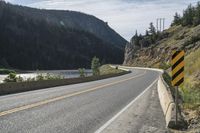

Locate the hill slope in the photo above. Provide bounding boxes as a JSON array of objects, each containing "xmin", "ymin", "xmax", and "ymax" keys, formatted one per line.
[
  {"xmin": 124, "ymin": 25, "xmax": 200, "ymax": 68},
  {"xmin": 0, "ymin": 1, "xmax": 127, "ymax": 70},
  {"xmin": 123, "ymin": 23, "xmax": 200, "ymax": 131}
]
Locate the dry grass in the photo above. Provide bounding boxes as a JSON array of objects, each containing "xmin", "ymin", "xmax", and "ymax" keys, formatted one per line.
[
  {"xmin": 99, "ymin": 65, "xmax": 124, "ymax": 75},
  {"xmin": 181, "ymin": 48, "xmax": 200, "ymax": 110}
]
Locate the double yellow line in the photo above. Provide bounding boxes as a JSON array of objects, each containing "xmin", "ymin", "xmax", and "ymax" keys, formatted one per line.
[{"xmin": 0, "ymin": 71, "xmax": 146, "ymax": 117}]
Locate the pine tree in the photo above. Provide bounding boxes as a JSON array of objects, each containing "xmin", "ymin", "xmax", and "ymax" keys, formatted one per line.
[
  {"xmin": 172, "ymin": 12, "xmax": 181, "ymax": 25},
  {"xmin": 149, "ymin": 22, "xmax": 156, "ymax": 35},
  {"xmin": 145, "ymin": 30, "xmax": 149, "ymax": 36},
  {"xmin": 148, "ymin": 22, "xmax": 157, "ymax": 43},
  {"xmin": 182, "ymin": 4, "xmax": 195, "ymax": 26},
  {"xmin": 193, "ymin": 2, "xmax": 200, "ymax": 26},
  {"xmin": 131, "ymin": 30, "xmax": 140, "ymax": 47}
]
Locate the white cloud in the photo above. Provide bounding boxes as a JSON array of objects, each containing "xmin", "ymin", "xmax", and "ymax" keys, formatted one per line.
[{"xmin": 4, "ymin": 0, "xmax": 200, "ymax": 40}]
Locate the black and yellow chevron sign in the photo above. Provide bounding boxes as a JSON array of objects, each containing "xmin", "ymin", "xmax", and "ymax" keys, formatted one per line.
[{"xmin": 171, "ymin": 50, "xmax": 184, "ymax": 86}]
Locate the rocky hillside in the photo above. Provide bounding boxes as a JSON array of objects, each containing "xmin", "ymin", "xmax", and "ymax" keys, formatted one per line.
[
  {"xmin": 124, "ymin": 23, "xmax": 200, "ymax": 132},
  {"xmin": 0, "ymin": 1, "xmax": 127, "ymax": 70},
  {"xmin": 124, "ymin": 25, "xmax": 200, "ymax": 68},
  {"xmin": 124, "ymin": 3, "xmax": 200, "ymax": 130}
]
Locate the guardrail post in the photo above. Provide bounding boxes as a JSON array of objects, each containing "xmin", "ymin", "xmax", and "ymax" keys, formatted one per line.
[{"xmin": 175, "ymin": 86, "xmax": 178, "ymax": 125}]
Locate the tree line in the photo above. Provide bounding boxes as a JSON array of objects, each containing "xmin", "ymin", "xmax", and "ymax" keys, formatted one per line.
[
  {"xmin": 130, "ymin": 2, "xmax": 200, "ymax": 49},
  {"xmin": 130, "ymin": 22, "xmax": 167, "ymax": 49},
  {"xmin": 172, "ymin": 2, "xmax": 200, "ymax": 26}
]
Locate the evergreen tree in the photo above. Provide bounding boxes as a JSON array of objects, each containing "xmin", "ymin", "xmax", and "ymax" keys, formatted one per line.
[
  {"xmin": 149, "ymin": 22, "xmax": 156, "ymax": 35},
  {"xmin": 131, "ymin": 30, "xmax": 140, "ymax": 47},
  {"xmin": 182, "ymin": 4, "xmax": 195, "ymax": 26},
  {"xmin": 193, "ymin": 2, "xmax": 200, "ymax": 26},
  {"xmin": 148, "ymin": 22, "xmax": 157, "ymax": 43},
  {"xmin": 145, "ymin": 30, "xmax": 149, "ymax": 36},
  {"xmin": 172, "ymin": 12, "xmax": 181, "ymax": 25}
]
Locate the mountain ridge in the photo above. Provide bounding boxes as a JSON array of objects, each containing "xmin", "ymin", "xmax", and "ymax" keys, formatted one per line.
[
  {"xmin": 3, "ymin": 1, "xmax": 127, "ymax": 49},
  {"xmin": 0, "ymin": 1, "xmax": 127, "ymax": 70}
]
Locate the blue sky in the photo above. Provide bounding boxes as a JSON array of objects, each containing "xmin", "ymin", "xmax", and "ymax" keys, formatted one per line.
[{"xmin": 5, "ymin": 0, "xmax": 199, "ymax": 40}]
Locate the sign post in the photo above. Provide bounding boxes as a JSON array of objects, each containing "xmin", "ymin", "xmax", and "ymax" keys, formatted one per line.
[{"xmin": 171, "ymin": 50, "xmax": 184, "ymax": 125}]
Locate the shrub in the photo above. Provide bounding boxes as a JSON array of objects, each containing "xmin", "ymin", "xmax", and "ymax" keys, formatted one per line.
[
  {"xmin": 36, "ymin": 74, "xmax": 45, "ymax": 81},
  {"xmin": 26, "ymin": 77, "xmax": 36, "ymax": 82},
  {"xmin": 91, "ymin": 57, "xmax": 100, "ymax": 76},
  {"xmin": 36, "ymin": 73, "xmax": 63, "ymax": 81},
  {"xmin": 45, "ymin": 73, "xmax": 64, "ymax": 80},
  {"xmin": 180, "ymin": 87, "xmax": 200, "ymax": 109},
  {"xmin": 159, "ymin": 62, "xmax": 170, "ymax": 70},
  {"xmin": 3, "ymin": 72, "xmax": 23, "ymax": 82},
  {"xmin": 78, "ymin": 68, "xmax": 85, "ymax": 77}
]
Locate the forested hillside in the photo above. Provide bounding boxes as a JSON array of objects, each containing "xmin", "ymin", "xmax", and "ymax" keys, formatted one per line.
[{"xmin": 0, "ymin": 1, "xmax": 127, "ymax": 70}]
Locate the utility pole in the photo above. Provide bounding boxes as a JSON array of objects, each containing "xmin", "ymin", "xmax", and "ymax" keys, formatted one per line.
[
  {"xmin": 163, "ymin": 18, "xmax": 165, "ymax": 31},
  {"xmin": 156, "ymin": 18, "xmax": 159, "ymax": 32},
  {"xmin": 160, "ymin": 18, "xmax": 162, "ymax": 31},
  {"xmin": 175, "ymin": 86, "xmax": 178, "ymax": 125},
  {"xmin": 156, "ymin": 18, "xmax": 165, "ymax": 32}
]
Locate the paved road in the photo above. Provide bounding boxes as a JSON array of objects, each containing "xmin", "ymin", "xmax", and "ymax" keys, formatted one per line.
[{"xmin": 0, "ymin": 68, "xmax": 165, "ymax": 133}]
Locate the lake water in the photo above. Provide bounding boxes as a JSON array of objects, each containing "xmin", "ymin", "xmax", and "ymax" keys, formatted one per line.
[{"xmin": 0, "ymin": 70, "xmax": 92, "ymax": 83}]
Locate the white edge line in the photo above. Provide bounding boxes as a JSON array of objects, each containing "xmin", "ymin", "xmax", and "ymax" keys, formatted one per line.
[
  {"xmin": 95, "ymin": 78, "xmax": 158, "ymax": 133},
  {"xmin": 119, "ymin": 66, "xmax": 164, "ymax": 73}
]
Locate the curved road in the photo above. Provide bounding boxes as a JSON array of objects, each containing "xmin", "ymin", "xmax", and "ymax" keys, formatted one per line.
[{"xmin": 0, "ymin": 67, "xmax": 164, "ymax": 133}]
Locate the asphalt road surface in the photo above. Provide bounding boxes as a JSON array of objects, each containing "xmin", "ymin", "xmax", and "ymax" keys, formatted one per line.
[{"xmin": 0, "ymin": 68, "xmax": 165, "ymax": 133}]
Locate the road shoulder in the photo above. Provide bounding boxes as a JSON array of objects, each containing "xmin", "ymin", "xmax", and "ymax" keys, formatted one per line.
[{"xmin": 100, "ymin": 83, "xmax": 169, "ymax": 133}]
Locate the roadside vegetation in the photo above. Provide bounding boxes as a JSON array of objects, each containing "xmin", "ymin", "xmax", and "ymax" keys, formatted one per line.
[
  {"xmin": 3, "ymin": 72, "xmax": 23, "ymax": 83},
  {"xmin": 78, "ymin": 68, "xmax": 86, "ymax": 77},
  {"xmin": 161, "ymin": 41, "xmax": 200, "ymax": 130},
  {"xmin": 142, "ymin": 2, "xmax": 200, "ymax": 130},
  {"xmin": 172, "ymin": 2, "xmax": 200, "ymax": 27},
  {"xmin": 3, "ymin": 72, "xmax": 64, "ymax": 83},
  {"xmin": 181, "ymin": 48, "xmax": 200, "ymax": 111},
  {"xmin": 91, "ymin": 56, "xmax": 101, "ymax": 76},
  {"xmin": 0, "ymin": 68, "xmax": 15, "ymax": 74},
  {"xmin": 171, "ymin": 3, "xmax": 200, "ymax": 130},
  {"xmin": 99, "ymin": 65, "xmax": 124, "ymax": 75},
  {"xmin": 2, "ymin": 57, "xmax": 125, "ymax": 83},
  {"xmin": 34, "ymin": 73, "xmax": 64, "ymax": 81},
  {"xmin": 91, "ymin": 56, "xmax": 125, "ymax": 76}
]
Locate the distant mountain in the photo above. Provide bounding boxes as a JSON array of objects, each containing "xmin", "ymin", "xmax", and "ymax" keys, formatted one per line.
[{"xmin": 0, "ymin": 1, "xmax": 127, "ymax": 70}]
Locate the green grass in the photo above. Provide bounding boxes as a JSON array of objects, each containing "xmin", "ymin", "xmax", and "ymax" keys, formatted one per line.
[
  {"xmin": 181, "ymin": 48, "xmax": 200, "ymax": 110},
  {"xmin": 162, "ymin": 48, "xmax": 200, "ymax": 110},
  {"xmin": 99, "ymin": 65, "xmax": 124, "ymax": 75}
]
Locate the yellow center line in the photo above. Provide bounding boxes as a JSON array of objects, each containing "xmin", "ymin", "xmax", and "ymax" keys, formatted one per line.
[{"xmin": 0, "ymin": 71, "xmax": 146, "ymax": 117}]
